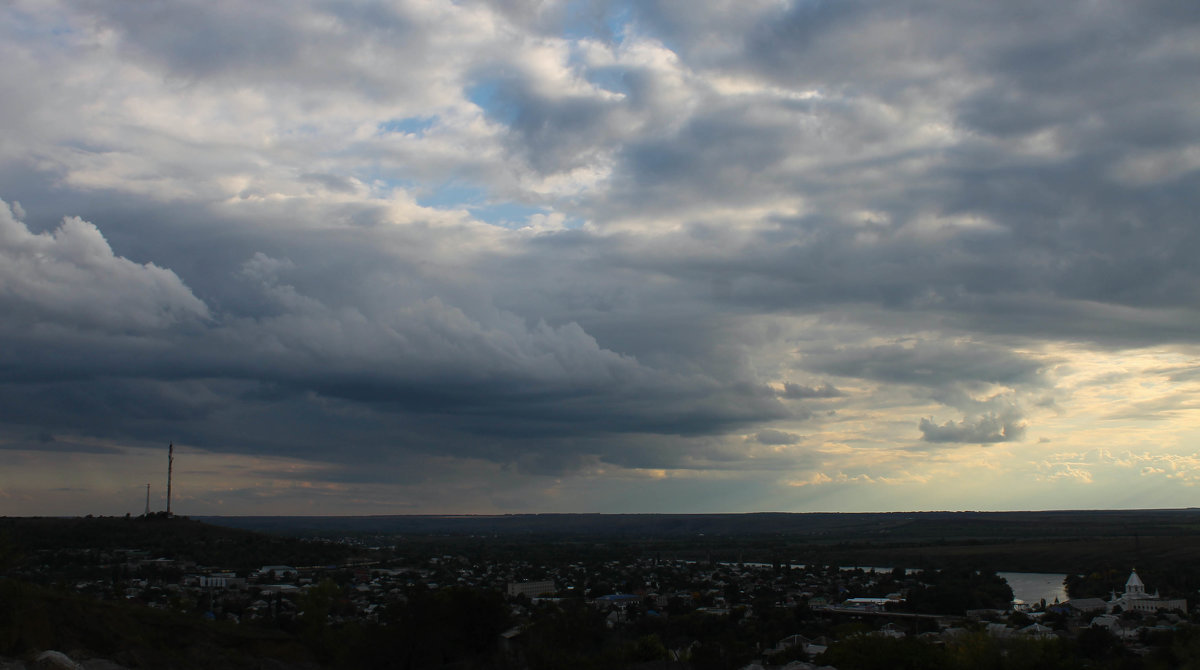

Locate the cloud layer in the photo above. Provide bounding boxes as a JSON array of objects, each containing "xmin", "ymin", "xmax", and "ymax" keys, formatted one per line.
[{"xmin": 2, "ymin": 0, "xmax": 1199, "ymax": 514}]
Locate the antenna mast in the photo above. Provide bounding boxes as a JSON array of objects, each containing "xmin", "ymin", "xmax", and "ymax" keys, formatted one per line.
[
  {"xmin": 144, "ymin": 484, "xmax": 151, "ymax": 517},
  {"xmin": 167, "ymin": 442, "xmax": 173, "ymax": 516}
]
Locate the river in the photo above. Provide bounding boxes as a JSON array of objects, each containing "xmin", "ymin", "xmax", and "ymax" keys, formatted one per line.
[
  {"xmin": 999, "ymin": 571, "xmax": 1068, "ymax": 606},
  {"xmin": 836, "ymin": 566, "xmax": 1070, "ymax": 606}
]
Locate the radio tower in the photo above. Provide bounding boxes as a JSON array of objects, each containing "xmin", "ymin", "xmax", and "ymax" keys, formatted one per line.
[
  {"xmin": 144, "ymin": 484, "xmax": 151, "ymax": 517},
  {"xmin": 167, "ymin": 442, "xmax": 174, "ymax": 516}
]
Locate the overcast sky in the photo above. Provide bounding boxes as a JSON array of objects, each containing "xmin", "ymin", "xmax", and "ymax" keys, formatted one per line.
[{"xmin": 3, "ymin": 0, "xmax": 1200, "ymax": 516}]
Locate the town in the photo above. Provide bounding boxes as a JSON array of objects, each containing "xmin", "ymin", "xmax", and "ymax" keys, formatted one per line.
[{"xmin": 3, "ymin": 515, "xmax": 1200, "ymax": 668}]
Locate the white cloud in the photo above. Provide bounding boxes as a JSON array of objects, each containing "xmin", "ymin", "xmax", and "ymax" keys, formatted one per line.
[{"xmin": 0, "ymin": 198, "xmax": 208, "ymax": 332}]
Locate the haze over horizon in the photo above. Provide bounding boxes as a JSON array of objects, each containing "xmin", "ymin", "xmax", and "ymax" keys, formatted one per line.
[{"xmin": 2, "ymin": 1, "xmax": 1199, "ymax": 517}]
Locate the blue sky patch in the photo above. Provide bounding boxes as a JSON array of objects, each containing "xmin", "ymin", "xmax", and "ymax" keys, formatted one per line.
[
  {"xmin": 415, "ymin": 182, "xmax": 553, "ymax": 228},
  {"xmin": 467, "ymin": 80, "xmax": 521, "ymax": 126},
  {"xmin": 378, "ymin": 116, "xmax": 438, "ymax": 137}
]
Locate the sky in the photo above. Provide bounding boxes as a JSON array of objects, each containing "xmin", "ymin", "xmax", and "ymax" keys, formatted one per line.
[{"xmin": 2, "ymin": 0, "xmax": 1200, "ymax": 516}]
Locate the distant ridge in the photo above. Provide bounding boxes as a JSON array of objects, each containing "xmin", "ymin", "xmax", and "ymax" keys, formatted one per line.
[{"xmin": 197, "ymin": 508, "xmax": 1200, "ymax": 538}]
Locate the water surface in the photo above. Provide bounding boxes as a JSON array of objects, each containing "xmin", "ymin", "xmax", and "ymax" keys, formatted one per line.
[{"xmin": 1000, "ymin": 571, "xmax": 1068, "ymax": 606}]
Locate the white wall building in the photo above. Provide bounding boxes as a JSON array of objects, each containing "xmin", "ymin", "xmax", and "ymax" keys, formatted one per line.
[
  {"xmin": 1108, "ymin": 569, "xmax": 1187, "ymax": 614},
  {"xmin": 199, "ymin": 572, "xmax": 245, "ymax": 588}
]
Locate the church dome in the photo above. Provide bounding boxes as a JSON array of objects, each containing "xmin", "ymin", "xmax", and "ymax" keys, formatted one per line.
[{"xmin": 1125, "ymin": 569, "xmax": 1145, "ymax": 596}]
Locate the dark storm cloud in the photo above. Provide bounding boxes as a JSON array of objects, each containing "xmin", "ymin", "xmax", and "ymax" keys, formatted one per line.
[
  {"xmin": 471, "ymin": 70, "xmax": 621, "ymax": 175},
  {"xmin": 300, "ymin": 173, "xmax": 360, "ymax": 194},
  {"xmin": 780, "ymin": 383, "xmax": 843, "ymax": 400},
  {"xmin": 918, "ymin": 410, "xmax": 1026, "ymax": 445},
  {"xmin": 0, "ymin": 431, "xmax": 125, "ymax": 455},
  {"xmin": 583, "ymin": 0, "xmax": 1200, "ymax": 349},
  {"xmin": 803, "ymin": 341, "xmax": 1045, "ymax": 389},
  {"xmin": 588, "ymin": 204, "xmax": 1200, "ymax": 349},
  {"xmin": 0, "ymin": 196, "xmax": 787, "ymax": 471},
  {"xmin": 754, "ymin": 429, "xmax": 801, "ymax": 446}
]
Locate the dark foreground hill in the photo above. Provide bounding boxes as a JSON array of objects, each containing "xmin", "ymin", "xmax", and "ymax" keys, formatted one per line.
[
  {"xmin": 0, "ymin": 580, "xmax": 318, "ymax": 669},
  {"xmin": 199, "ymin": 508, "xmax": 1200, "ymax": 538},
  {"xmin": 0, "ymin": 515, "xmax": 355, "ymax": 571}
]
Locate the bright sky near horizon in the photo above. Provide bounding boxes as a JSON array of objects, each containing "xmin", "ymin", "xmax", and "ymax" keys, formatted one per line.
[{"xmin": 2, "ymin": 1, "xmax": 1200, "ymax": 516}]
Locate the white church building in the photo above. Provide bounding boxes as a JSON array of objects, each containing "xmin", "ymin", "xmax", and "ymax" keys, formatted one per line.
[{"xmin": 1108, "ymin": 569, "xmax": 1187, "ymax": 614}]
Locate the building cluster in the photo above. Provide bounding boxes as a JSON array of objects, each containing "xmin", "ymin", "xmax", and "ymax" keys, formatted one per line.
[
  {"xmin": 1106, "ymin": 569, "xmax": 1188, "ymax": 614},
  {"xmin": 14, "ymin": 541, "xmax": 1197, "ymax": 668}
]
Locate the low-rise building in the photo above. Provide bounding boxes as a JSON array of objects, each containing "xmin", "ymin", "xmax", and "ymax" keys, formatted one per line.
[{"xmin": 1108, "ymin": 570, "xmax": 1187, "ymax": 614}]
